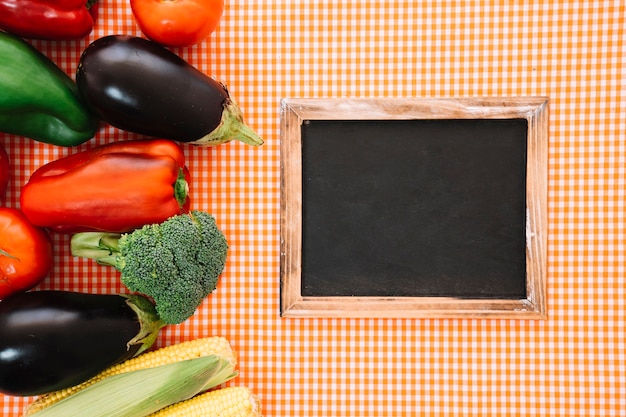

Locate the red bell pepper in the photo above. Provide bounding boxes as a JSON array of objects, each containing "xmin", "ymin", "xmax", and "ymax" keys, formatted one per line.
[
  {"xmin": 0, "ymin": 0, "xmax": 96, "ymax": 40},
  {"xmin": 0, "ymin": 207, "xmax": 53, "ymax": 299},
  {"xmin": 20, "ymin": 139, "xmax": 191, "ymax": 233}
]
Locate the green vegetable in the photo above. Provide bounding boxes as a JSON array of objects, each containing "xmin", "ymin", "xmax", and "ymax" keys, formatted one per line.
[
  {"xmin": 71, "ymin": 211, "xmax": 228, "ymax": 324},
  {"xmin": 0, "ymin": 31, "xmax": 98, "ymax": 146}
]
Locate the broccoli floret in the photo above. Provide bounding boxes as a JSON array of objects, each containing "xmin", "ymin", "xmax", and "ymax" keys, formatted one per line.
[{"xmin": 70, "ymin": 211, "xmax": 228, "ymax": 324}]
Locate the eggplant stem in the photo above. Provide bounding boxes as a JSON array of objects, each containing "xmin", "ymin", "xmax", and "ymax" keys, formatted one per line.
[
  {"xmin": 122, "ymin": 294, "xmax": 166, "ymax": 355},
  {"xmin": 193, "ymin": 99, "xmax": 264, "ymax": 147}
]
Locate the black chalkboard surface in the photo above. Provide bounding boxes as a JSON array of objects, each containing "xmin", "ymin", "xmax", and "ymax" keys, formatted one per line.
[
  {"xmin": 301, "ymin": 118, "xmax": 528, "ymax": 298},
  {"xmin": 280, "ymin": 98, "xmax": 548, "ymax": 318}
]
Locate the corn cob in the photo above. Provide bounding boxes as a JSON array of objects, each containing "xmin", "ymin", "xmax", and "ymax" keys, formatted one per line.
[
  {"xmin": 24, "ymin": 336, "xmax": 236, "ymax": 416},
  {"xmin": 22, "ymin": 355, "xmax": 237, "ymax": 417},
  {"xmin": 148, "ymin": 386, "xmax": 262, "ymax": 417}
]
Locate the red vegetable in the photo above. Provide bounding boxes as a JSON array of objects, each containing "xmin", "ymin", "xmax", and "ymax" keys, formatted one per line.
[
  {"xmin": 20, "ymin": 139, "xmax": 191, "ymax": 233},
  {"xmin": 0, "ymin": 0, "xmax": 96, "ymax": 40},
  {"xmin": 130, "ymin": 0, "xmax": 224, "ymax": 47},
  {"xmin": 0, "ymin": 208, "xmax": 53, "ymax": 299},
  {"xmin": 0, "ymin": 144, "xmax": 8, "ymax": 200}
]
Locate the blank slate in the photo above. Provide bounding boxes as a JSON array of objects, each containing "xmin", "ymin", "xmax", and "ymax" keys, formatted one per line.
[{"xmin": 280, "ymin": 97, "xmax": 548, "ymax": 318}]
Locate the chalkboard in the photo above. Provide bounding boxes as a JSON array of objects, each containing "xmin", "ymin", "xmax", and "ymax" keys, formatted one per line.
[{"xmin": 280, "ymin": 98, "xmax": 548, "ymax": 318}]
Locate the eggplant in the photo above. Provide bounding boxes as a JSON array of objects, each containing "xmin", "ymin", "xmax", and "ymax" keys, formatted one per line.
[
  {"xmin": 76, "ymin": 35, "xmax": 263, "ymax": 147},
  {"xmin": 0, "ymin": 291, "xmax": 165, "ymax": 396}
]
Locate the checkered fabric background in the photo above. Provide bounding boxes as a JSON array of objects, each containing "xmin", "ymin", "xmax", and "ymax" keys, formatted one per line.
[{"xmin": 1, "ymin": 1, "xmax": 624, "ymax": 416}]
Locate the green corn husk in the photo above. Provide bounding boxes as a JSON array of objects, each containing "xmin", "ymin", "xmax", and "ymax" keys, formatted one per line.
[{"xmin": 29, "ymin": 355, "xmax": 237, "ymax": 417}]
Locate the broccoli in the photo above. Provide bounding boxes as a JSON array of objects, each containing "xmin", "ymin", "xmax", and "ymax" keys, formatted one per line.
[{"xmin": 70, "ymin": 210, "xmax": 228, "ymax": 325}]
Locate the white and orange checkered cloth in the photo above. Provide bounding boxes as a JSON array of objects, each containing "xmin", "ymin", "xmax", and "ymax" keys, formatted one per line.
[{"xmin": 1, "ymin": 1, "xmax": 624, "ymax": 416}]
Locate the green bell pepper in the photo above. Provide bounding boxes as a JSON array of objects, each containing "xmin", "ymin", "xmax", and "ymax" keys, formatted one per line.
[{"xmin": 0, "ymin": 32, "xmax": 98, "ymax": 146}]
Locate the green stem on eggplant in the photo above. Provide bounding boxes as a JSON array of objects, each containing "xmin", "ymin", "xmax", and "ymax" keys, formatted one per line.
[
  {"xmin": 193, "ymin": 99, "xmax": 264, "ymax": 147},
  {"xmin": 122, "ymin": 293, "xmax": 166, "ymax": 355}
]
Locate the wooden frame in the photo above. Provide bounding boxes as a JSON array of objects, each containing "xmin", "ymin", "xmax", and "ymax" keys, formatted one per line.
[{"xmin": 280, "ymin": 97, "xmax": 548, "ymax": 319}]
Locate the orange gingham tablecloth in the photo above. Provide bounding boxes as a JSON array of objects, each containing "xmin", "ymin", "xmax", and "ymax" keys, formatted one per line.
[{"xmin": 1, "ymin": 1, "xmax": 625, "ymax": 416}]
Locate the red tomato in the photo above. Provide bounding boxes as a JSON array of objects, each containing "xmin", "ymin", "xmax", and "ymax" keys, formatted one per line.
[
  {"xmin": 0, "ymin": 208, "xmax": 53, "ymax": 299},
  {"xmin": 0, "ymin": 144, "xmax": 8, "ymax": 199},
  {"xmin": 89, "ymin": 0, "xmax": 99, "ymax": 24},
  {"xmin": 130, "ymin": 0, "xmax": 224, "ymax": 47}
]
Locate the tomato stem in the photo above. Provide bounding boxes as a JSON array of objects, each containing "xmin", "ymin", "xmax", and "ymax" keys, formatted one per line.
[{"xmin": 0, "ymin": 248, "xmax": 18, "ymax": 260}]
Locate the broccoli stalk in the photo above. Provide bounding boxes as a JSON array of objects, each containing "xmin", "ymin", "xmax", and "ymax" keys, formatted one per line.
[{"xmin": 70, "ymin": 211, "xmax": 228, "ymax": 325}]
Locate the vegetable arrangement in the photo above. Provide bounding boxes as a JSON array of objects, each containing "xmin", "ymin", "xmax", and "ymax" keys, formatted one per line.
[
  {"xmin": 0, "ymin": 291, "xmax": 164, "ymax": 396},
  {"xmin": 24, "ymin": 337, "xmax": 260, "ymax": 416},
  {"xmin": 71, "ymin": 210, "xmax": 229, "ymax": 324},
  {"xmin": 0, "ymin": 32, "xmax": 98, "ymax": 146},
  {"xmin": 130, "ymin": 0, "xmax": 224, "ymax": 47},
  {"xmin": 77, "ymin": 35, "xmax": 264, "ymax": 147},
  {"xmin": 20, "ymin": 139, "xmax": 190, "ymax": 233},
  {"xmin": 0, "ymin": 208, "xmax": 53, "ymax": 299},
  {"xmin": 0, "ymin": 0, "xmax": 97, "ymax": 40},
  {"xmin": 0, "ymin": 2, "xmax": 264, "ymax": 415}
]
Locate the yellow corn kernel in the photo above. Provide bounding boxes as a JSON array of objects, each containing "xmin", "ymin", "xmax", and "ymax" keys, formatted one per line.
[
  {"xmin": 148, "ymin": 386, "xmax": 261, "ymax": 417},
  {"xmin": 24, "ymin": 336, "xmax": 236, "ymax": 416}
]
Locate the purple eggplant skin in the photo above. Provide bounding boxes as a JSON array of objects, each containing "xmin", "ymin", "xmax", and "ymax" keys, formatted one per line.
[
  {"xmin": 0, "ymin": 291, "xmax": 165, "ymax": 397},
  {"xmin": 76, "ymin": 35, "xmax": 263, "ymax": 147}
]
